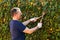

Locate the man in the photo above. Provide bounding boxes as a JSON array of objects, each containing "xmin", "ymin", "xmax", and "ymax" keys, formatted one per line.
[{"xmin": 9, "ymin": 7, "xmax": 42, "ymax": 40}]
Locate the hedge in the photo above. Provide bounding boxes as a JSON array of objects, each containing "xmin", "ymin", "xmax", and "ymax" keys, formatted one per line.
[{"xmin": 0, "ymin": 0, "xmax": 60, "ymax": 40}]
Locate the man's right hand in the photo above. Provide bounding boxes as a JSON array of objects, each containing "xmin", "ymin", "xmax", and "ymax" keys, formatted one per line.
[{"xmin": 37, "ymin": 23, "xmax": 42, "ymax": 28}]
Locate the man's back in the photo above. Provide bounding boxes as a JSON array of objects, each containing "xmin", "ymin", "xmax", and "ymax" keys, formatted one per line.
[{"xmin": 9, "ymin": 20, "xmax": 26, "ymax": 40}]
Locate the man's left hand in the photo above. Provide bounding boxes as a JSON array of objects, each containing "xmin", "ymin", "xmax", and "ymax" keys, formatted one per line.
[{"xmin": 30, "ymin": 17, "xmax": 39, "ymax": 22}]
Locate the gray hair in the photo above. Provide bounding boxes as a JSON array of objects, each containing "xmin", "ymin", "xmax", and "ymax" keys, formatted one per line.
[{"xmin": 10, "ymin": 7, "xmax": 21, "ymax": 16}]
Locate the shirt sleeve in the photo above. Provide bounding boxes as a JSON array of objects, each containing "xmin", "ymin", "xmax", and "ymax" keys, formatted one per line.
[{"xmin": 17, "ymin": 22, "xmax": 26, "ymax": 32}]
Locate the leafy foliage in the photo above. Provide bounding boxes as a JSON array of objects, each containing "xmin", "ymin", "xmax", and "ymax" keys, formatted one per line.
[{"xmin": 0, "ymin": 0, "xmax": 60, "ymax": 40}]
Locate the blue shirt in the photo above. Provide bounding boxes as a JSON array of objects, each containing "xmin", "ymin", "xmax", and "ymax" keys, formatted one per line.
[{"xmin": 9, "ymin": 20, "xmax": 26, "ymax": 40}]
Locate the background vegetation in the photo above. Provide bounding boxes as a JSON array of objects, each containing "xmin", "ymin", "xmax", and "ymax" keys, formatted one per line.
[{"xmin": 0, "ymin": 0, "xmax": 60, "ymax": 40}]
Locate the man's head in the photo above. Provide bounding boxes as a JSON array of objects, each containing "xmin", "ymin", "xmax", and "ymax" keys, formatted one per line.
[{"xmin": 10, "ymin": 7, "xmax": 22, "ymax": 20}]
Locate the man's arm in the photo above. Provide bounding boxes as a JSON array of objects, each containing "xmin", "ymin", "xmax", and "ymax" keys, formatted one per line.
[
  {"xmin": 22, "ymin": 20, "xmax": 31, "ymax": 26},
  {"xmin": 23, "ymin": 26, "xmax": 39, "ymax": 34},
  {"xmin": 22, "ymin": 17, "xmax": 40, "ymax": 26},
  {"xmin": 23, "ymin": 23, "xmax": 42, "ymax": 34}
]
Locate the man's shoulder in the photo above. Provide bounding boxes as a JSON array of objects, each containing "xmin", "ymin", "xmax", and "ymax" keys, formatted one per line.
[
  {"xmin": 10, "ymin": 20, "xmax": 22, "ymax": 25},
  {"xmin": 9, "ymin": 20, "xmax": 21, "ymax": 27},
  {"xmin": 10, "ymin": 20, "xmax": 19, "ymax": 23}
]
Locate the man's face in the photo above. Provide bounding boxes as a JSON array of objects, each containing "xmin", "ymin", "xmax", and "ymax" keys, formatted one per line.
[{"xmin": 16, "ymin": 10, "xmax": 22, "ymax": 20}]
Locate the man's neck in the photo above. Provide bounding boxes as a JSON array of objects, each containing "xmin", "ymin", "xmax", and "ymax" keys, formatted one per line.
[{"xmin": 12, "ymin": 17, "xmax": 18, "ymax": 20}]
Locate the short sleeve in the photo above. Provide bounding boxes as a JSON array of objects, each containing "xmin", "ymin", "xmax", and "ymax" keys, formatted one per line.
[{"xmin": 17, "ymin": 22, "xmax": 26, "ymax": 32}]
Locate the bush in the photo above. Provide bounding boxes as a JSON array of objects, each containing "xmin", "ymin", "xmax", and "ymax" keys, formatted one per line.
[{"xmin": 0, "ymin": 0, "xmax": 60, "ymax": 40}]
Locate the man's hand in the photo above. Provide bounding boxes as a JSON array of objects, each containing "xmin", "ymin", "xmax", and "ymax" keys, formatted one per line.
[
  {"xmin": 37, "ymin": 23, "xmax": 42, "ymax": 28},
  {"xmin": 30, "ymin": 17, "xmax": 40, "ymax": 22}
]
